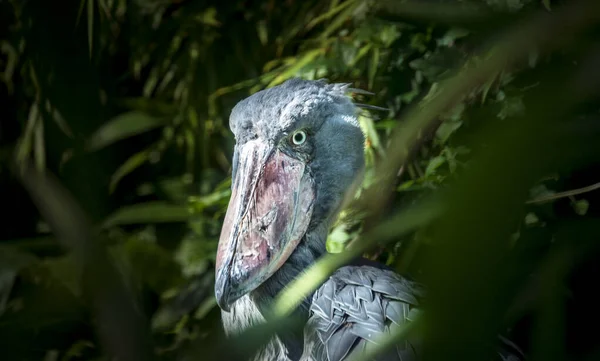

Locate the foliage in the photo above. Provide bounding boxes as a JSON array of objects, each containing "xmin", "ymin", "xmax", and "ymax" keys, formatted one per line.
[{"xmin": 1, "ymin": 0, "xmax": 600, "ymax": 360}]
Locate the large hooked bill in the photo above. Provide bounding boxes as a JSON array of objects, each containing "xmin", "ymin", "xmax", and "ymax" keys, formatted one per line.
[{"xmin": 214, "ymin": 140, "xmax": 315, "ymax": 311}]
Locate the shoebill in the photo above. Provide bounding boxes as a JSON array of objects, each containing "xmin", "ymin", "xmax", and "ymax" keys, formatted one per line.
[{"xmin": 214, "ymin": 78, "xmax": 524, "ymax": 361}]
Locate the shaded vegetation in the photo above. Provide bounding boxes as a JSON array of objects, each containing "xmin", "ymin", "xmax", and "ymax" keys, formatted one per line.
[{"xmin": 1, "ymin": 0, "xmax": 600, "ymax": 360}]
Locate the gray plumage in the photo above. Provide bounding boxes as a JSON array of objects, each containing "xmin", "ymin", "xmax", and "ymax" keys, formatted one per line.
[
  {"xmin": 229, "ymin": 78, "xmax": 365, "ymax": 235},
  {"xmin": 219, "ymin": 78, "xmax": 525, "ymax": 361},
  {"xmin": 301, "ymin": 266, "xmax": 424, "ymax": 361}
]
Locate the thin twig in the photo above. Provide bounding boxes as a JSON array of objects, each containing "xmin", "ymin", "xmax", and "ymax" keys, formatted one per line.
[{"xmin": 526, "ymin": 181, "xmax": 600, "ymax": 204}]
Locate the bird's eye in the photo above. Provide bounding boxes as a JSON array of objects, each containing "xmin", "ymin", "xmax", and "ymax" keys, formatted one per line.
[{"xmin": 291, "ymin": 130, "xmax": 307, "ymax": 146}]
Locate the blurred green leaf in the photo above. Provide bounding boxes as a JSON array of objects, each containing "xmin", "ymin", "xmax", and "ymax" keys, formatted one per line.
[
  {"xmin": 117, "ymin": 234, "xmax": 183, "ymax": 293},
  {"xmin": 87, "ymin": 0, "xmax": 94, "ymax": 57},
  {"xmin": 87, "ymin": 111, "xmax": 166, "ymax": 152},
  {"xmin": 437, "ymin": 28, "xmax": 469, "ymax": 47},
  {"xmin": 542, "ymin": 0, "xmax": 551, "ymax": 11},
  {"xmin": 525, "ymin": 212, "xmax": 539, "ymax": 225},
  {"xmin": 196, "ymin": 7, "xmax": 221, "ymax": 27},
  {"xmin": 326, "ymin": 225, "xmax": 352, "ymax": 253},
  {"xmin": 101, "ymin": 201, "xmax": 190, "ymax": 228},
  {"xmin": 109, "ymin": 147, "xmax": 152, "ymax": 193},
  {"xmin": 306, "ymin": 0, "xmax": 356, "ymax": 31},
  {"xmin": 572, "ymin": 199, "xmax": 589, "ymax": 216},
  {"xmin": 44, "ymin": 255, "xmax": 83, "ymax": 297},
  {"xmin": 175, "ymin": 233, "xmax": 217, "ymax": 277},
  {"xmin": 425, "ymin": 155, "xmax": 446, "ymax": 177},
  {"xmin": 268, "ymin": 49, "xmax": 324, "ymax": 87},
  {"xmin": 368, "ymin": 47, "xmax": 380, "ymax": 90},
  {"xmin": 435, "ymin": 120, "xmax": 463, "ymax": 144},
  {"xmin": 62, "ymin": 340, "xmax": 95, "ymax": 361},
  {"xmin": 0, "ymin": 246, "xmax": 37, "ymax": 316}
]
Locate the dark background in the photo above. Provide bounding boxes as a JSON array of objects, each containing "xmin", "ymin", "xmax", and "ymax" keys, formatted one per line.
[{"xmin": 1, "ymin": 0, "xmax": 600, "ymax": 360}]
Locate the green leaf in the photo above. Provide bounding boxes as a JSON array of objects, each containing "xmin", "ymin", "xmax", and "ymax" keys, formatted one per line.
[
  {"xmin": 349, "ymin": 44, "xmax": 372, "ymax": 67},
  {"xmin": 175, "ymin": 233, "xmax": 217, "ymax": 277},
  {"xmin": 524, "ymin": 212, "xmax": 539, "ymax": 225},
  {"xmin": 529, "ymin": 184, "xmax": 556, "ymax": 199},
  {"xmin": 267, "ymin": 49, "xmax": 324, "ymax": 87},
  {"xmin": 359, "ymin": 115, "xmax": 384, "ymax": 156},
  {"xmin": 87, "ymin": 111, "xmax": 166, "ymax": 152},
  {"xmin": 497, "ymin": 95, "xmax": 525, "ymax": 119},
  {"xmin": 76, "ymin": 0, "xmax": 86, "ymax": 27},
  {"xmin": 44, "ymin": 255, "xmax": 83, "ymax": 297},
  {"xmin": 368, "ymin": 47, "xmax": 380, "ymax": 90},
  {"xmin": 257, "ymin": 20, "xmax": 268, "ymax": 45},
  {"xmin": 437, "ymin": 28, "xmax": 470, "ymax": 47},
  {"xmin": 572, "ymin": 199, "xmax": 589, "ymax": 216},
  {"xmin": 188, "ymin": 188, "xmax": 232, "ymax": 213},
  {"xmin": 16, "ymin": 102, "xmax": 40, "ymax": 165},
  {"xmin": 101, "ymin": 201, "xmax": 191, "ymax": 228},
  {"xmin": 87, "ymin": 0, "xmax": 94, "ymax": 58},
  {"xmin": 109, "ymin": 148, "xmax": 151, "ymax": 193},
  {"xmin": 155, "ymin": 177, "xmax": 189, "ymax": 202},
  {"xmin": 425, "ymin": 155, "xmax": 446, "ymax": 177},
  {"xmin": 0, "ymin": 246, "xmax": 37, "ymax": 315},
  {"xmin": 326, "ymin": 225, "xmax": 352, "ymax": 254},
  {"xmin": 397, "ymin": 180, "xmax": 415, "ymax": 191},
  {"xmin": 195, "ymin": 7, "xmax": 221, "ymax": 27},
  {"xmin": 318, "ymin": 0, "xmax": 359, "ymax": 40},
  {"xmin": 62, "ymin": 340, "xmax": 95, "ymax": 361},
  {"xmin": 435, "ymin": 120, "xmax": 463, "ymax": 144},
  {"xmin": 34, "ymin": 116, "xmax": 45, "ymax": 171},
  {"xmin": 118, "ymin": 234, "xmax": 183, "ymax": 293},
  {"xmin": 542, "ymin": 0, "xmax": 551, "ymax": 11},
  {"xmin": 306, "ymin": 0, "xmax": 356, "ymax": 31}
]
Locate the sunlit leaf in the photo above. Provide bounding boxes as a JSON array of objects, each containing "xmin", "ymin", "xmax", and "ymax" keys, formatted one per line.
[
  {"xmin": 188, "ymin": 187, "xmax": 231, "ymax": 213},
  {"xmin": 359, "ymin": 114, "xmax": 384, "ymax": 156},
  {"xmin": 267, "ymin": 49, "xmax": 324, "ymax": 87},
  {"xmin": 349, "ymin": 44, "xmax": 372, "ymax": 66},
  {"xmin": 318, "ymin": 0, "xmax": 360, "ymax": 40},
  {"xmin": 306, "ymin": 0, "xmax": 356, "ymax": 31},
  {"xmin": 326, "ymin": 225, "xmax": 351, "ymax": 254}
]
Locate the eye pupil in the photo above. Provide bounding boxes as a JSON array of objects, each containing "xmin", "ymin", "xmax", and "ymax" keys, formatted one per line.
[{"xmin": 292, "ymin": 131, "xmax": 306, "ymax": 145}]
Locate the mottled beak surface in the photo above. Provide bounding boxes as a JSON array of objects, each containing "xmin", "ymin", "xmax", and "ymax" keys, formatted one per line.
[{"xmin": 215, "ymin": 140, "xmax": 315, "ymax": 311}]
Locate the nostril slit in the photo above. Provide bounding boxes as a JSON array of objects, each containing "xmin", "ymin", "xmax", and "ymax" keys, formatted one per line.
[{"xmin": 257, "ymin": 207, "xmax": 277, "ymax": 233}]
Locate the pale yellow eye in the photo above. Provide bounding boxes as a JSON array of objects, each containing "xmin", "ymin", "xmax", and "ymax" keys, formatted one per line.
[{"xmin": 291, "ymin": 130, "xmax": 307, "ymax": 145}]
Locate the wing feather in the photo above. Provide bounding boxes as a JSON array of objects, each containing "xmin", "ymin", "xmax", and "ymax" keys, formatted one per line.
[
  {"xmin": 300, "ymin": 265, "xmax": 524, "ymax": 361},
  {"xmin": 300, "ymin": 266, "xmax": 422, "ymax": 361}
]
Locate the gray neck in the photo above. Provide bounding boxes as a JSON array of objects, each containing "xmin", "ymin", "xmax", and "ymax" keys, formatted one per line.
[
  {"xmin": 254, "ymin": 223, "xmax": 328, "ymax": 311},
  {"xmin": 221, "ymin": 224, "xmax": 329, "ymax": 361}
]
